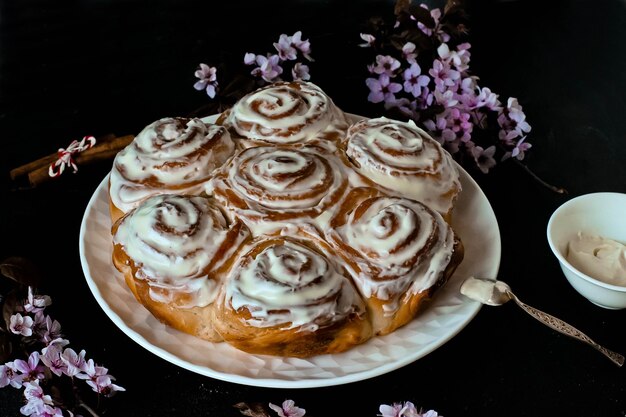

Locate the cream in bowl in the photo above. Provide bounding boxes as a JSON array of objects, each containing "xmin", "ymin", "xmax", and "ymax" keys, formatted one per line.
[
  {"xmin": 566, "ymin": 233, "xmax": 626, "ymax": 287},
  {"xmin": 547, "ymin": 192, "xmax": 626, "ymax": 309}
]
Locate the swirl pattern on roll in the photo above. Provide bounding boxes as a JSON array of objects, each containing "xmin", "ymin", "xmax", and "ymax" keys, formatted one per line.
[
  {"xmin": 223, "ymin": 237, "xmax": 364, "ymax": 330},
  {"xmin": 328, "ymin": 188, "xmax": 456, "ymax": 301},
  {"xmin": 344, "ymin": 117, "xmax": 461, "ymax": 215},
  {"xmin": 224, "ymin": 81, "xmax": 348, "ymax": 148},
  {"xmin": 209, "ymin": 145, "xmax": 348, "ymax": 226},
  {"xmin": 110, "ymin": 117, "xmax": 235, "ymax": 213},
  {"xmin": 113, "ymin": 194, "xmax": 246, "ymax": 308}
]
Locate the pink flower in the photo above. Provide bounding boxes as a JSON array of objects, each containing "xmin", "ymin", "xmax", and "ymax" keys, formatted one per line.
[
  {"xmin": 402, "ymin": 42, "xmax": 417, "ymax": 63},
  {"xmin": 33, "ymin": 313, "xmax": 62, "ymax": 345},
  {"xmin": 414, "ymin": 87, "xmax": 434, "ymax": 110},
  {"xmin": 60, "ymin": 348, "xmax": 86, "ymax": 377},
  {"xmin": 423, "ymin": 114, "xmax": 457, "ymax": 148},
  {"xmin": 269, "ymin": 399, "xmax": 306, "ymax": 417},
  {"xmin": 372, "ymin": 55, "xmax": 401, "ymax": 76},
  {"xmin": 243, "ymin": 52, "xmax": 257, "ymax": 65},
  {"xmin": 0, "ymin": 362, "xmax": 23, "ymax": 388},
  {"xmin": 248, "ymin": 54, "xmax": 284, "ymax": 82},
  {"xmin": 359, "ymin": 33, "xmax": 376, "ymax": 48},
  {"xmin": 10, "ymin": 313, "xmax": 33, "ymax": 337},
  {"xmin": 292, "ymin": 62, "xmax": 310, "ymax": 81},
  {"xmin": 23, "ymin": 287, "xmax": 51, "ymax": 314},
  {"xmin": 379, "ymin": 401, "xmax": 420, "ymax": 417},
  {"xmin": 193, "ymin": 63, "xmax": 218, "ymax": 99},
  {"xmin": 403, "ymin": 63, "xmax": 430, "ymax": 97},
  {"xmin": 429, "ymin": 59, "xmax": 460, "ymax": 92},
  {"xmin": 23, "ymin": 380, "xmax": 53, "ymax": 408},
  {"xmin": 470, "ymin": 145, "xmax": 497, "ymax": 173},
  {"xmin": 86, "ymin": 375, "xmax": 126, "ymax": 397},
  {"xmin": 432, "ymin": 89, "xmax": 458, "ymax": 108},
  {"xmin": 22, "ymin": 403, "xmax": 64, "ymax": 417},
  {"xmin": 422, "ymin": 410, "xmax": 441, "ymax": 417},
  {"xmin": 40, "ymin": 344, "xmax": 68, "ymax": 377},
  {"xmin": 78, "ymin": 359, "xmax": 125, "ymax": 397},
  {"xmin": 474, "ymin": 87, "xmax": 501, "ymax": 111},
  {"xmin": 437, "ymin": 42, "xmax": 471, "ymax": 73},
  {"xmin": 498, "ymin": 97, "xmax": 531, "ymax": 144},
  {"xmin": 503, "ymin": 136, "xmax": 533, "ymax": 161},
  {"xmin": 366, "ymin": 75, "xmax": 402, "ymax": 104},
  {"xmin": 459, "ymin": 85, "xmax": 501, "ymax": 111},
  {"xmin": 274, "ymin": 34, "xmax": 298, "ymax": 60},
  {"xmin": 443, "ymin": 107, "xmax": 472, "ymax": 135},
  {"xmin": 290, "ymin": 31, "xmax": 313, "ymax": 61},
  {"xmin": 13, "ymin": 351, "xmax": 45, "ymax": 383}
]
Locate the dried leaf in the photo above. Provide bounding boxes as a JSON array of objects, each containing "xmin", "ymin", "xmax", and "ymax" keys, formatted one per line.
[
  {"xmin": 233, "ymin": 402, "xmax": 271, "ymax": 417},
  {"xmin": 441, "ymin": 4, "xmax": 470, "ymax": 37},
  {"xmin": 408, "ymin": 5, "xmax": 435, "ymax": 28},
  {"xmin": 0, "ymin": 257, "xmax": 43, "ymax": 287},
  {"xmin": 1, "ymin": 290, "xmax": 21, "ymax": 332},
  {"xmin": 0, "ymin": 332, "xmax": 12, "ymax": 362},
  {"xmin": 394, "ymin": 0, "xmax": 411, "ymax": 16}
]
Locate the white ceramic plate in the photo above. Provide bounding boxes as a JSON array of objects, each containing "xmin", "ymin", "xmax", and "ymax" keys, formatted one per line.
[{"xmin": 79, "ymin": 116, "xmax": 501, "ymax": 388}]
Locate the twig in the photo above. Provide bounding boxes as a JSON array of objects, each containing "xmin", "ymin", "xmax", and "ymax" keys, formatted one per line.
[
  {"xmin": 512, "ymin": 158, "xmax": 568, "ymax": 194},
  {"xmin": 78, "ymin": 401, "xmax": 101, "ymax": 417}
]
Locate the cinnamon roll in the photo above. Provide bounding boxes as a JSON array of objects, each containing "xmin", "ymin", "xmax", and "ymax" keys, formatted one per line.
[
  {"xmin": 213, "ymin": 234, "xmax": 371, "ymax": 357},
  {"xmin": 218, "ymin": 81, "xmax": 349, "ymax": 150},
  {"xmin": 208, "ymin": 145, "xmax": 349, "ymax": 230},
  {"xmin": 112, "ymin": 194, "xmax": 250, "ymax": 342},
  {"xmin": 343, "ymin": 117, "xmax": 461, "ymax": 219},
  {"xmin": 109, "ymin": 117, "xmax": 235, "ymax": 223},
  {"xmin": 326, "ymin": 187, "xmax": 464, "ymax": 336}
]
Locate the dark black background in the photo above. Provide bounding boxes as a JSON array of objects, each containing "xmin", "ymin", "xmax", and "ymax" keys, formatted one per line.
[{"xmin": 1, "ymin": 0, "xmax": 625, "ymax": 416}]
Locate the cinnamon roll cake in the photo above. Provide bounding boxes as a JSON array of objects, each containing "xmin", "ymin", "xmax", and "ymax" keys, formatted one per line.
[{"xmin": 109, "ymin": 81, "xmax": 465, "ymax": 357}]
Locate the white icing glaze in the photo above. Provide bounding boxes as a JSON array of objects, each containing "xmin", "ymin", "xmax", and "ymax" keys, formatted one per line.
[
  {"xmin": 334, "ymin": 195, "xmax": 455, "ymax": 305},
  {"xmin": 110, "ymin": 117, "xmax": 234, "ymax": 213},
  {"xmin": 225, "ymin": 238, "xmax": 362, "ymax": 330},
  {"xmin": 345, "ymin": 117, "xmax": 461, "ymax": 214},
  {"xmin": 226, "ymin": 81, "xmax": 347, "ymax": 147},
  {"xmin": 114, "ymin": 194, "xmax": 233, "ymax": 308},
  {"xmin": 208, "ymin": 145, "xmax": 347, "ymax": 231}
]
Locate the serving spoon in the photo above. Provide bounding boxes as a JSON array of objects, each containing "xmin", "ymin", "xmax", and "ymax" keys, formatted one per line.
[{"xmin": 460, "ymin": 277, "xmax": 625, "ymax": 367}]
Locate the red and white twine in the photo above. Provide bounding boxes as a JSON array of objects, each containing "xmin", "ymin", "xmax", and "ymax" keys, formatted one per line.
[{"xmin": 48, "ymin": 136, "xmax": 97, "ymax": 178}]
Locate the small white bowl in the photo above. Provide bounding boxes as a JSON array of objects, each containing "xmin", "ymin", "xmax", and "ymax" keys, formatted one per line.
[{"xmin": 547, "ymin": 192, "xmax": 626, "ymax": 310}]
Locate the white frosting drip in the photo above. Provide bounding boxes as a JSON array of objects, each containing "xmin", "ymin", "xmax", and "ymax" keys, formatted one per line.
[
  {"xmin": 227, "ymin": 81, "xmax": 347, "ymax": 146},
  {"xmin": 335, "ymin": 196, "xmax": 455, "ymax": 304},
  {"xmin": 227, "ymin": 239, "xmax": 360, "ymax": 330},
  {"xmin": 346, "ymin": 117, "xmax": 461, "ymax": 214},
  {"xmin": 114, "ymin": 194, "xmax": 231, "ymax": 308},
  {"xmin": 110, "ymin": 117, "xmax": 234, "ymax": 213}
]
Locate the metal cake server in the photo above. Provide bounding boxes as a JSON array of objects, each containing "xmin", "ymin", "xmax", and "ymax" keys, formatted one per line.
[{"xmin": 460, "ymin": 277, "xmax": 624, "ymax": 367}]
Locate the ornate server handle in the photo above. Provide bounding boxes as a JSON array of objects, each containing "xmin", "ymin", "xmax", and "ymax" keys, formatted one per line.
[{"xmin": 507, "ymin": 291, "xmax": 624, "ymax": 367}]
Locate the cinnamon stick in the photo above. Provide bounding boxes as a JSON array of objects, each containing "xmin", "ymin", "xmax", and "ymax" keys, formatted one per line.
[
  {"xmin": 79, "ymin": 135, "xmax": 133, "ymax": 158},
  {"xmin": 10, "ymin": 134, "xmax": 134, "ymax": 187},
  {"xmin": 9, "ymin": 133, "xmax": 128, "ymax": 181},
  {"xmin": 27, "ymin": 147, "xmax": 127, "ymax": 187}
]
